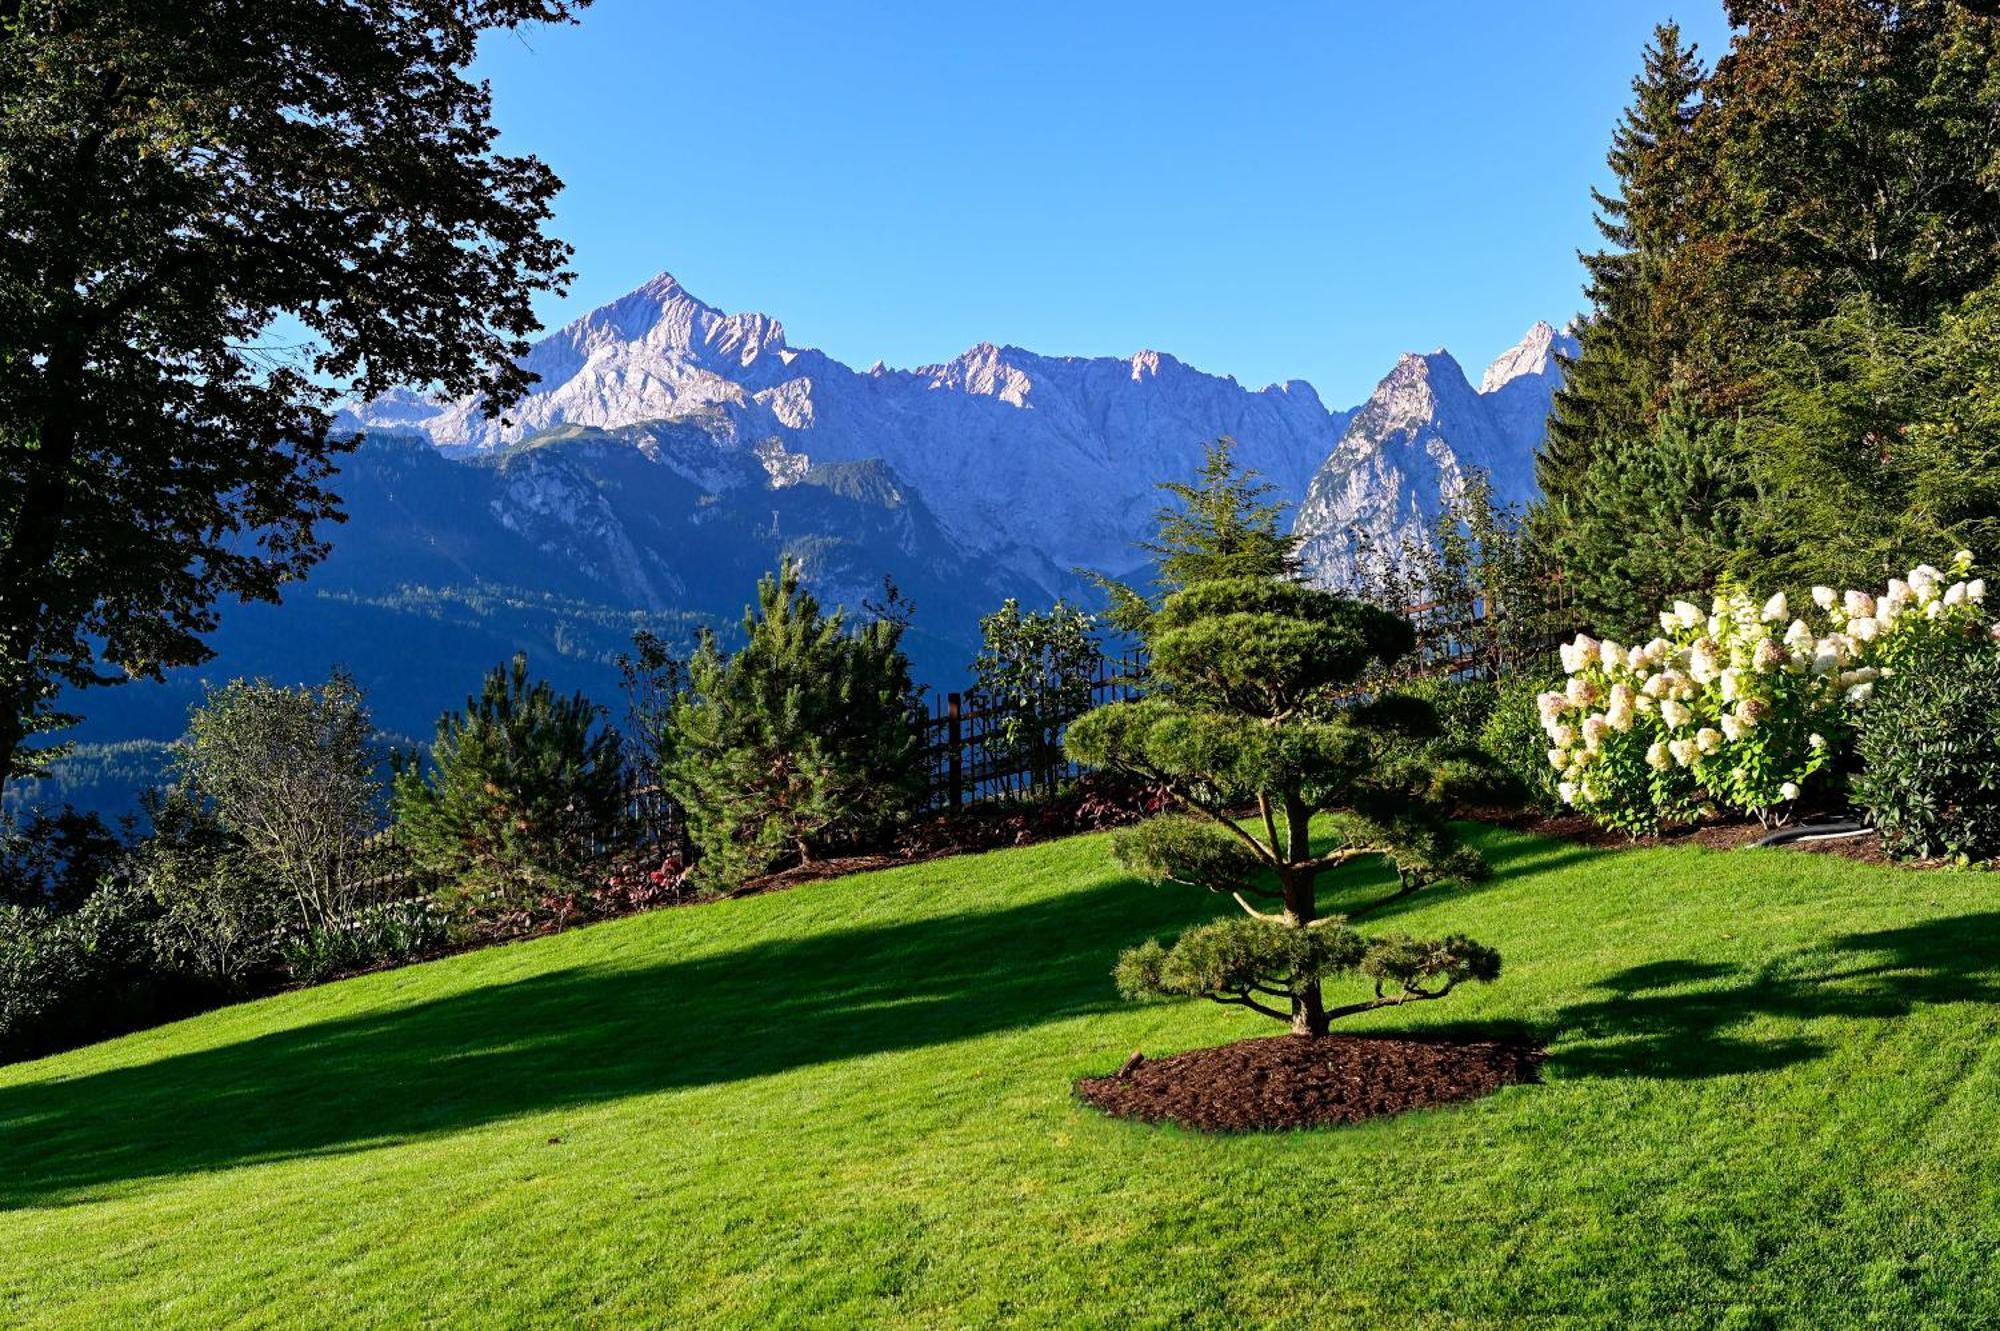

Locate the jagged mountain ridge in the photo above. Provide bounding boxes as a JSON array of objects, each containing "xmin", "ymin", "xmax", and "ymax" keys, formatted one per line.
[
  {"xmin": 1294, "ymin": 321, "xmax": 1579, "ymax": 588},
  {"xmin": 350, "ymin": 273, "xmax": 1570, "ymax": 591}
]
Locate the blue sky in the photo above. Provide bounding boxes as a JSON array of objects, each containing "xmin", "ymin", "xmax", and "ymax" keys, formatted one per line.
[{"xmin": 474, "ymin": 2, "xmax": 1730, "ymax": 407}]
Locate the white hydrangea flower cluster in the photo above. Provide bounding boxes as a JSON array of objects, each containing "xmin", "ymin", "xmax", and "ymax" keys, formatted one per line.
[{"xmin": 1541, "ymin": 552, "xmax": 1995, "ymax": 831}]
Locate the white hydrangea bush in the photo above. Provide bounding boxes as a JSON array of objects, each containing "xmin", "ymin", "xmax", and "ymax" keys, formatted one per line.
[{"xmin": 1539, "ymin": 552, "xmax": 1997, "ymax": 835}]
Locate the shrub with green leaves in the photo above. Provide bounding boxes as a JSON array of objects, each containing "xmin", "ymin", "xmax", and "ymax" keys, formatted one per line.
[
  {"xmin": 0, "ymin": 879, "xmax": 162, "ymax": 1062},
  {"xmin": 137, "ymin": 788, "xmax": 281, "ymax": 987},
  {"xmin": 970, "ymin": 598, "xmax": 1103, "ymax": 789},
  {"xmin": 1394, "ymin": 675, "xmax": 1499, "ymax": 753},
  {"xmin": 1853, "ymin": 645, "xmax": 2000, "ymax": 862},
  {"xmin": 175, "ymin": 672, "xmax": 381, "ymax": 932},
  {"xmin": 661, "ymin": 561, "xmax": 921, "ymax": 889},
  {"xmin": 1481, "ymin": 668, "xmax": 1568, "ymax": 812},
  {"xmin": 393, "ymin": 654, "xmax": 631, "ymax": 915},
  {"xmin": 278, "ymin": 897, "xmax": 451, "ymax": 985},
  {"xmin": 1542, "ymin": 555, "xmax": 1998, "ymax": 833}
]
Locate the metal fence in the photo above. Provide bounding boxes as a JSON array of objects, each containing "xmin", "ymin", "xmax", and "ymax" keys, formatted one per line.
[{"xmin": 915, "ymin": 651, "xmax": 1148, "ymax": 810}]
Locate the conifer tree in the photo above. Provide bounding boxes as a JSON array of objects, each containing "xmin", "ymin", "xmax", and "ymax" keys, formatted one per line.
[
  {"xmin": 661, "ymin": 561, "xmax": 920, "ymax": 888},
  {"xmin": 392, "ymin": 655, "xmax": 629, "ymax": 912},
  {"xmin": 1095, "ymin": 436, "xmax": 1301, "ymax": 633},
  {"xmin": 1535, "ymin": 23, "xmax": 1718, "ymax": 608},
  {"xmin": 1067, "ymin": 453, "xmax": 1498, "ymax": 1038},
  {"xmin": 1557, "ymin": 396, "xmax": 1750, "ymax": 639}
]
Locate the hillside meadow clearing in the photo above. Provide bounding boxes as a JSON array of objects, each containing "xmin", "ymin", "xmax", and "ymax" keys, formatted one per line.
[{"xmin": 4, "ymin": 825, "xmax": 1999, "ymax": 1328}]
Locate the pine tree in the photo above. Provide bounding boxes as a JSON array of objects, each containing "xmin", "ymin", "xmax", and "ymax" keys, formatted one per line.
[
  {"xmin": 392, "ymin": 655, "xmax": 630, "ymax": 913},
  {"xmin": 660, "ymin": 561, "xmax": 921, "ymax": 888},
  {"xmin": 1067, "ymin": 457, "xmax": 1498, "ymax": 1039},
  {"xmin": 1066, "ymin": 575, "xmax": 1499, "ymax": 1037}
]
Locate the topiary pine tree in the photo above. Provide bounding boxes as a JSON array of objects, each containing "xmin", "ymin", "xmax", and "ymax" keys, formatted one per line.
[
  {"xmin": 660, "ymin": 560, "xmax": 921, "ymax": 889},
  {"xmin": 392, "ymin": 654, "xmax": 630, "ymax": 914},
  {"xmin": 1067, "ymin": 454, "xmax": 1499, "ymax": 1038}
]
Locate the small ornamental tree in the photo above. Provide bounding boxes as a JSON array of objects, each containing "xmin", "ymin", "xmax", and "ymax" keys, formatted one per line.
[
  {"xmin": 392, "ymin": 654, "xmax": 630, "ymax": 913},
  {"xmin": 176, "ymin": 672, "xmax": 380, "ymax": 931},
  {"xmin": 660, "ymin": 561, "xmax": 921, "ymax": 888},
  {"xmin": 1068, "ymin": 452, "xmax": 1499, "ymax": 1038},
  {"xmin": 971, "ymin": 598, "xmax": 1104, "ymax": 791}
]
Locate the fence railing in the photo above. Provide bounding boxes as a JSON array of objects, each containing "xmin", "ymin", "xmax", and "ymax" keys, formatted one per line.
[{"xmin": 915, "ymin": 651, "xmax": 1147, "ymax": 810}]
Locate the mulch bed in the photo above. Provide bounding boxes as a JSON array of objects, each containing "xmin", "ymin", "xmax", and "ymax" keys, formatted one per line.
[{"xmin": 1075, "ymin": 1033, "xmax": 1545, "ymax": 1133}]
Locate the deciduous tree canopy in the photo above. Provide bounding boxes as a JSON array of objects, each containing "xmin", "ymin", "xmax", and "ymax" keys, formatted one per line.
[{"xmin": 0, "ymin": 0, "xmax": 585, "ymax": 794}]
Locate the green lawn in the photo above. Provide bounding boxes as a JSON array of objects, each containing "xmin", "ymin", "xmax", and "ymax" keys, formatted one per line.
[{"xmin": 5, "ymin": 826, "xmax": 2000, "ymax": 1328}]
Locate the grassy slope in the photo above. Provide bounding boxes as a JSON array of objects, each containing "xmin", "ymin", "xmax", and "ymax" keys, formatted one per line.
[{"xmin": 5, "ymin": 826, "xmax": 2000, "ymax": 1329}]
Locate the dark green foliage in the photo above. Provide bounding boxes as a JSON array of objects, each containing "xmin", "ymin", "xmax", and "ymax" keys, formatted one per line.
[
  {"xmin": 0, "ymin": 0, "xmax": 583, "ymax": 793},
  {"xmin": 1110, "ymin": 817, "xmax": 1268, "ymax": 900},
  {"xmin": 1546, "ymin": 397, "xmax": 1751, "ymax": 641},
  {"xmin": 0, "ymin": 805, "xmax": 125, "ymax": 911},
  {"xmin": 1113, "ymin": 917, "xmax": 1499, "ymax": 1024},
  {"xmin": 661, "ymin": 562, "xmax": 921, "ymax": 889},
  {"xmin": 1481, "ymin": 670, "xmax": 1568, "ymax": 813},
  {"xmin": 1147, "ymin": 579, "xmax": 1413, "ymax": 713},
  {"xmin": 393, "ymin": 654, "xmax": 630, "ymax": 914},
  {"xmin": 1537, "ymin": 23, "xmax": 1711, "ymax": 571},
  {"xmin": 1534, "ymin": 7, "xmax": 2000, "ymax": 614},
  {"xmin": 1070, "ymin": 460, "xmax": 1498, "ymax": 1036},
  {"xmin": 0, "ymin": 878, "xmax": 166, "ymax": 1062},
  {"xmin": 137, "ymin": 788, "xmax": 279, "ymax": 987},
  {"xmin": 1743, "ymin": 289, "xmax": 2000, "ymax": 592},
  {"xmin": 1393, "ymin": 677, "xmax": 1499, "ymax": 756},
  {"xmin": 1853, "ymin": 646, "xmax": 2000, "ymax": 862}
]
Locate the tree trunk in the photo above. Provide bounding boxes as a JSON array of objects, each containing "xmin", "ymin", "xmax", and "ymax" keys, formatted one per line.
[
  {"xmin": 1277, "ymin": 851, "xmax": 1329, "ymax": 1038},
  {"xmin": 1290, "ymin": 986, "xmax": 1330, "ymax": 1038}
]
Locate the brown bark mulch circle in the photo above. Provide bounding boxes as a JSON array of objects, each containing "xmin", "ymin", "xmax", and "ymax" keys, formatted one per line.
[{"xmin": 1075, "ymin": 1033, "xmax": 1545, "ymax": 1133}]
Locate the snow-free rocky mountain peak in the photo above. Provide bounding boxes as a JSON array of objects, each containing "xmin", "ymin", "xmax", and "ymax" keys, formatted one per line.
[{"xmin": 348, "ymin": 271, "xmax": 1574, "ymax": 595}]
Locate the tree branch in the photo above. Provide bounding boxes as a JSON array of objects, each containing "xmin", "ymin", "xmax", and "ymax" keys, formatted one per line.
[
  {"xmin": 1230, "ymin": 891, "xmax": 1286, "ymax": 921},
  {"xmin": 1165, "ymin": 781, "xmax": 1280, "ymax": 866},
  {"xmin": 1207, "ymin": 991, "xmax": 1291, "ymax": 1022},
  {"xmin": 1323, "ymin": 977, "xmax": 1457, "ymax": 1022}
]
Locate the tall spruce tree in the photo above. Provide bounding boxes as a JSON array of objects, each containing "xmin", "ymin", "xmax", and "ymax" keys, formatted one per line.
[
  {"xmin": 1533, "ymin": 24, "xmax": 1731, "ymax": 630},
  {"xmin": 1540, "ymin": 23, "xmax": 1707, "ymax": 494}
]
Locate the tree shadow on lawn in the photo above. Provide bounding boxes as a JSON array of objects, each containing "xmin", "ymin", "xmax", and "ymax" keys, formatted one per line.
[
  {"xmin": 1316, "ymin": 828, "xmax": 1605, "ymax": 925},
  {"xmin": 0, "ymin": 876, "xmax": 1218, "ymax": 1211},
  {"xmin": 1544, "ymin": 913, "xmax": 2000, "ymax": 1080}
]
